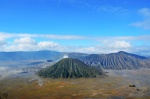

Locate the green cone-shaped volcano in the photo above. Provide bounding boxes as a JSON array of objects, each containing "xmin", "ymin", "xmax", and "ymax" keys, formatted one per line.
[{"xmin": 38, "ymin": 58, "xmax": 103, "ymax": 78}]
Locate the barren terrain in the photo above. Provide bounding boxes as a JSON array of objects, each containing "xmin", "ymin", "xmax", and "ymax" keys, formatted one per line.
[{"xmin": 0, "ymin": 62, "xmax": 150, "ymax": 99}]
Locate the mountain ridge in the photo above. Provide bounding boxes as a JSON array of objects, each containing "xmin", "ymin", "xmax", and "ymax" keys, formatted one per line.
[
  {"xmin": 0, "ymin": 50, "xmax": 149, "ymax": 70},
  {"xmin": 80, "ymin": 51, "xmax": 150, "ymax": 70}
]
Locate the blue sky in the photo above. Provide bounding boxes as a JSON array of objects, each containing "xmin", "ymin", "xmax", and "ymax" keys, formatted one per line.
[{"xmin": 0, "ymin": 0, "xmax": 150, "ymax": 53}]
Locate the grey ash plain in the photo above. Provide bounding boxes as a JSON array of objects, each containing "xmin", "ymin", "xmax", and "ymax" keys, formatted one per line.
[{"xmin": 0, "ymin": 51, "xmax": 150, "ymax": 98}]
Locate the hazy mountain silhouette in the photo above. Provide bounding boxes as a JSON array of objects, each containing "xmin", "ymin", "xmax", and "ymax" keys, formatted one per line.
[{"xmin": 0, "ymin": 50, "xmax": 62, "ymax": 61}]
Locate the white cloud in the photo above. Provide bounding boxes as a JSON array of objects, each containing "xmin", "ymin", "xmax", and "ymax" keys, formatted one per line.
[
  {"xmin": 96, "ymin": 35, "xmax": 150, "ymax": 42},
  {"xmin": 0, "ymin": 38, "xmax": 6, "ymax": 45},
  {"xmin": 97, "ymin": 6, "xmax": 128, "ymax": 17},
  {"xmin": 7, "ymin": 44, "xmax": 37, "ymax": 51},
  {"xmin": 0, "ymin": 32, "xmax": 36, "ymax": 39},
  {"xmin": 40, "ymin": 34, "xmax": 85, "ymax": 39},
  {"xmin": 6, "ymin": 37, "xmax": 38, "ymax": 51},
  {"xmin": 77, "ymin": 47, "xmax": 98, "ymax": 53},
  {"xmin": 130, "ymin": 19, "xmax": 150, "ymax": 29},
  {"xmin": 72, "ymin": 45, "xmax": 131, "ymax": 54},
  {"xmin": 98, "ymin": 6, "xmax": 126, "ymax": 13},
  {"xmin": 0, "ymin": 67, "xmax": 8, "ymax": 71},
  {"xmin": 130, "ymin": 8, "xmax": 150, "ymax": 30},
  {"xmin": 72, "ymin": 40, "xmax": 132, "ymax": 54},
  {"xmin": 0, "ymin": 38, "xmax": 7, "ymax": 51},
  {"xmin": 2, "ymin": 37, "xmax": 62, "ymax": 51},
  {"xmin": 38, "ymin": 41, "xmax": 60, "ymax": 50},
  {"xmin": 104, "ymin": 40, "xmax": 131, "ymax": 49},
  {"xmin": 14, "ymin": 37, "xmax": 36, "ymax": 44},
  {"xmin": 0, "ymin": 32, "xmax": 84, "ymax": 40},
  {"xmin": 139, "ymin": 8, "xmax": 150, "ymax": 17},
  {"xmin": 0, "ymin": 32, "xmax": 150, "ymax": 53},
  {"xmin": 1, "ymin": 32, "xmax": 150, "ymax": 41}
]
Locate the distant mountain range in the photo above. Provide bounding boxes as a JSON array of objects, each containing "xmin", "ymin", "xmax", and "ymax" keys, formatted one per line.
[
  {"xmin": 0, "ymin": 50, "xmax": 62, "ymax": 61},
  {"xmin": 80, "ymin": 51, "xmax": 150, "ymax": 70},
  {"xmin": 0, "ymin": 50, "xmax": 87, "ymax": 61},
  {"xmin": 38, "ymin": 58, "xmax": 103, "ymax": 78},
  {"xmin": 0, "ymin": 50, "xmax": 150, "ymax": 70}
]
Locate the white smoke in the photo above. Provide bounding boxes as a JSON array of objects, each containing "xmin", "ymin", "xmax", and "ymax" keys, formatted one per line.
[
  {"xmin": 0, "ymin": 66, "xmax": 23, "ymax": 80},
  {"xmin": 63, "ymin": 55, "xmax": 69, "ymax": 58}
]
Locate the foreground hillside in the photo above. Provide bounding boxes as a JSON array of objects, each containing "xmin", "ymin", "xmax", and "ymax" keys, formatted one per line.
[{"xmin": 38, "ymin": 58, "xmax": 103, "ymax": 78}]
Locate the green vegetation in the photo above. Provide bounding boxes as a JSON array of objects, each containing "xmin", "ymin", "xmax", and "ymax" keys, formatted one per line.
[{"xmin": 38, "ymin": 58, "xmax": 103, "ymax": 78}]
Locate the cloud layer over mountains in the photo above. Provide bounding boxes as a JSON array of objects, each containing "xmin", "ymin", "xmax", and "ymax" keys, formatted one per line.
[{"xmin": 0, "ymin": 32, "xmax": 150, "ymax": 54}]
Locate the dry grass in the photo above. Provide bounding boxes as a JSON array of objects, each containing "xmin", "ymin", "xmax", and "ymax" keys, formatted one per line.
[{"xmin": 0, "ymin": 76, "xmax": 149, "ymax": 99}]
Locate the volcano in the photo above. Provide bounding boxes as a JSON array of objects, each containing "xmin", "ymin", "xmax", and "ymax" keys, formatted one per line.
[{"xmin": 38, "ymin": 58, "xmax": 103, "ymax": 78}]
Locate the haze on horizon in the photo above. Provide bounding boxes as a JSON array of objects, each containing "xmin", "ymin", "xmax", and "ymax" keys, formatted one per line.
[{"xmin": 0, "ymin": 0, "xmax": 150, "ymax": 54}]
